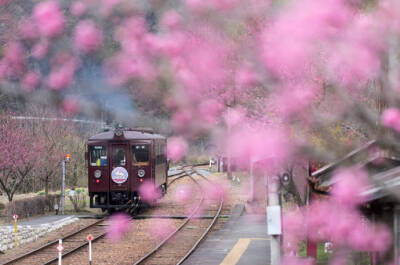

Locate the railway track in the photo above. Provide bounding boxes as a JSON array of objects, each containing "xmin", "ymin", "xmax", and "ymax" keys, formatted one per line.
[
  {"xmin": 132, "ymin": 165, "xmax": 224, "ymax": 265},
  {"xmin": 2, "ymin": 164, "xmax": 223, "ymax": 265},
  {"xmin": 2, "ymin": 218, "xmax": 106, "ymax": 265}
]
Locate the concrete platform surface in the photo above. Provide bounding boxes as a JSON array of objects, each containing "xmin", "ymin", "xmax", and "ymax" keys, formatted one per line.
[
  {"xmin": 2, "ymin": 215, "xmax": 76, "ymax": 227},
  {"xmin": 183, "ymin": 205, "xmax": 270, "ymax": 265}
]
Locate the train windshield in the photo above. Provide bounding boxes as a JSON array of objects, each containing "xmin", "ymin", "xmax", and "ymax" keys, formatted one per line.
[
  {"xmin": 132, "ymin": 145, "xmax": 149, "ymax": 166},
  {"xmin": 112, "ymin": 147, "xmax": 126, "ymax": 166},
  {"xmin": 90, "ymin": 146, "xmax": 107, "ymax": 166}
]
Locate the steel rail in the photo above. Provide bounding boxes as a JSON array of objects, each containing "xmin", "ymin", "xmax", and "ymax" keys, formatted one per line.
[
  {"xmin": 2, "ymin": 218, "xmax": 105, "ymax": 265},
  {"xmin": 132, "ymin": 168, "xmax": 205, "ymax": 265},
  {"xmin": 175, "ymin": 168, "xmax": 224, "ymax": 265}
]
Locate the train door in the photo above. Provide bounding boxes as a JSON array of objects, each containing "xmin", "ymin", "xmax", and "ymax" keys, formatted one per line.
[{"xmin": 110, "ymin": 144, "xmax": 130, "ymax": 191}]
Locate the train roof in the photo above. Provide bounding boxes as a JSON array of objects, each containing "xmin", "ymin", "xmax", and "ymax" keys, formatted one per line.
[{"xmin": 88, "ymin": 129, "xmax": 166, "ymax": 141}]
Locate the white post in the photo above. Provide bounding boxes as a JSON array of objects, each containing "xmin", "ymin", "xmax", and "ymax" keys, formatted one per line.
[
  {"xmin": 62, "ymin": 160, "xmax": 66, "ymax": 215},
  {"xmin": 58, "ymin": 239, "xmax": 62, "ymax": 265},
  {"xmin": 266, "ymin": 173, "xmax": 281, "ymax": 265},
  {"xmin": 89, "ymin": 240, "xmax": 92, "ymax": 265},
  {"xmin": 249, "ymin": 157, "xmax": 255, "ymax": 202}
]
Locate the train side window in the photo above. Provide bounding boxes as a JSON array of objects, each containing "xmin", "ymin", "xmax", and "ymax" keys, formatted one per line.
[
  {"xmin": 132, "ymin": 145, "xmax": 149, "ymax": 166},
  {"xmin": 90, "ymin": 146, "xmax": 107, "ymax": 166},
  {"xmin": 112, "ymin": 148, "xmax": 126, "ymax": 166}
]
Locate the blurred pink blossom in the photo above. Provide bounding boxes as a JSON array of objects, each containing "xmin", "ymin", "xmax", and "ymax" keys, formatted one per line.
[
  {"xmin": 2, "ymin": 41, "xmax": 25, "ymax": 77},
  {"xmin": 382, "ymin": 108, "xmax": 400, "ymax": 132},
  {"xmin": 47, "ymin": 60, "xmax": 77, "ymax": 90},
  {"xmin": 167, "ymin": 137, "xmax": 188, "ymax": 162},
  {"xmin": 139, "ymin": 181, "xmax": 160, "ymax": 205},
  {"xmin": 106, "ymin": 213, "xmax": 132, "ymax": 241},
  {"xmin": 61, "ymin": 98, "xmax": 80, "ymax": 115},
  {"xmin": 74, "ymin": 20, "xmax": 103, "ymax": 53},
  {"xmin": 331, "ymin": 168, "xmax": 370, "ymax": 207},
  {"xmin": 223, "ymin": 108, "xmax": 245, "ymax": 128},
  {"xmin": 32, "ymin": 39, "xmax": 49, "ymax": 59},
  {"xmin": 21, "ymin": 71, "xmax": 41, "ymax": 92},
  {"xmin": 70, "ymin": 1, "xmax": 86, "ymax": 16},
  {"xmin": 161, "ymin": 11, "xmax": 182, "ymax": 30},
  {"xmin": 18, "ymin": 18, "xmax": 38, "ymax": 40},
  {"xmin": 198, "ymin": 99, "xmax": 223, "ymax": 125},
  {"xmin": 235, "ymin": 65, "xmax": 259, "ymax": 88},
  {"xmin": 33, "ymin": 1, "xmax": 65, "ymax": 38},
  {"xmin": 100, "ymin": 0, "xmax": 121, "ymax": 17}
]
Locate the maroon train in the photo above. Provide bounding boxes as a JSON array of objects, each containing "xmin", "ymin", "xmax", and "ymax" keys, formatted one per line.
[{"xmin": 87, "ymin": 127, "xmax": 168, "ymax": 212}]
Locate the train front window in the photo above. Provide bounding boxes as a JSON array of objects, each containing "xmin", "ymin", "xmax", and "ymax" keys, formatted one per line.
[
  {"xmin": 90, "ymin": 146, "xmax": 107, "ymax": 166},
  {"xmin": 112, "ymin": 148, "xmax": 126, "ymax": 166},
  {"xmin": 132, "ymin": 145, "xmax": 149, "ymax": 166}
]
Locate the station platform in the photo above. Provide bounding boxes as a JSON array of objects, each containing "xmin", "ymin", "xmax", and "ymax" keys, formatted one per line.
[{"xmin": 183, "ymin": 205, "xmax": 270, "ymax": 265}]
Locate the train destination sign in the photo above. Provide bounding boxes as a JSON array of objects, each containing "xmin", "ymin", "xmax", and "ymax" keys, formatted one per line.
[{"xmin": 111, "ymin": 167, "xmax": 129, "ymax": 184}]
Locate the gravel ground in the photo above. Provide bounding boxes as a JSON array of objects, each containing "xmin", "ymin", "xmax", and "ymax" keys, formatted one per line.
[{"xmin": 1, "ymin": 168, "xmax": 257, "ymax": 265}]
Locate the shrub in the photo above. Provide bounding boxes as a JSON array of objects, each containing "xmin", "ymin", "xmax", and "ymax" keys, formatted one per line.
[
  {"xmin": 68, "ymin": 193, "xmax": 87, "ymax": 212},
  {"xmin": 5, "ymin": 194, "xmax": 61, "ymax": 220}
]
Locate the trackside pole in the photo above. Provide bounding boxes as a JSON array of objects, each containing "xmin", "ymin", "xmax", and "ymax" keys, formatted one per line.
[
  {"xmin": 57, "ymin": 239, "xmax": 64, "ymax": 265},
  {"xmin": 87, "ymin": 234, "xmax": 93, "ymax": 265},
  {"xmin": 13, "ymin": 214, "xmax": 18, "ymax": 247},
  {"xmin": 62, "ymin": 160, "xmax": 65, "ymax": 215},
  {"xmin": 266, "ymin": 173, "xmax": 281, "ymax": 265}
]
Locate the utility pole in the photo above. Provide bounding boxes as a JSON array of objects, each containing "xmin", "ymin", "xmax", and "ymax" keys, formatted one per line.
[
  {"xmin": 266, "ymin": 172, "xmax": 282, "ymax": 265},
  {"xmin": 61, "ymin": 154, "xmax": 71, "ymax": 215},
  {"xmin": 61, "ymin": 160, "xmax": 65, "ymax": 215}
]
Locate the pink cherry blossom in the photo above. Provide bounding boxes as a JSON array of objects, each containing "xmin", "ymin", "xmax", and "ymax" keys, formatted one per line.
[
  {"xmin": 106, "ymin": 213, "xmax": 132, "ymax": 241},
  {"xmin": 139, "ymin": 181, "xmax": 161, "ymax": 205},
  {"xmin": 74, "ymin": 20, "xmax": 103, "ymax": 53},
  {"xmin": 161, "ymin": 11, "xmax": 182, "ymax": 30},
  {"xmin": 382, "ymin": 108, "xmax": 400, "ymax": 132},
  {"xmin": 32, "ymin": 39, "xmax": 49, "ymax": 59},
  {"xmin": 47, "ymin": 60, "xmax": 77, "ymax": 90},
  {"xmin": 166, "ymin": 137, "xmax": 188, "ymax": 162},
  {"xmin": 331, "ymin": 168, "xmax": 370, "ymax": 207},
  {"xmin": 70, "ymin": 1, "xmax": 86, "ymax": 17},
  {"xmin": 33, "ymin": 1, "xmax": 65, "ymax": 38},
  {"xmin": 18, "ymin": 18, "xmax": 38, "ymax": 40},
  {"xmin": 235, "ymin": 65, "xmax": 259, "ymax": 88},
  {"xmin": 198, "ymin": 99, "xmax": 223, "ymax": 125},
  {"xmin": 61, "ymin": 98, "xmax": 80, "ymax": 115},
  {"xmin": 2, "ymin": 41, "xmax": 25, "ymax": 77},
  {"xmin": 21, "ymin": 71, "xmax": 41, "ymax": 92},
  {"xmin": 100, "ymin": 0, "xmax": 121, "ymax": 17}
]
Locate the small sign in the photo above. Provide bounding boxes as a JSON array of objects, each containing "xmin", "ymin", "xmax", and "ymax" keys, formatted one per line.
[
  {"xmin": 56, "ymin": 243, "xmax": 64, "ymax": 252},
  {"xmin": 87, "ymin": 234, "xmax": 93, "ymax": 241},
  {"xmin": 12, "ymin": 214, "xmax": 18, "ymax": 220},
  {"xmin": 111, "ymin": 167, "xmax": 129, "ymax": 184}
]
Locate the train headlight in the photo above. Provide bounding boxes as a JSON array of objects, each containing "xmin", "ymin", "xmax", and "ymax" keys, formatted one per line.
[
  {"xmin": 94, "ymin": 170, "xmax": 102, "ymax": 178},
  {"xmin": 138, "ymin": 169, "xmax": 145, "ymax": 178}
]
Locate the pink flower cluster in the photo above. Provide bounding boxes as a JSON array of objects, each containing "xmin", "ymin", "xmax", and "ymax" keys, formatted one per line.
[
  {"xmin": 33, "ymin": 1, "xmax": 65, "ymax": 38},
  {"xmin": 105, "ymin": 213, "xmax": 132, "ymax": 241},
  {"xmin": 139, "ymin": 181, "xmax": 161, "ymax": 205},
  {"xmin": 74, "ymin": 20, "xmax": 103, "ymax": 54},
  {"xmin": 382, "ymin": 108, "xmax": 400, "ymax": 132},
  {"xmin": 167, "ymin": 137, "xmax": 188, "ymax": 162},
  {"xmin": 283, "ymin": 168, "xmax": 391, "ymax": 256}
]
